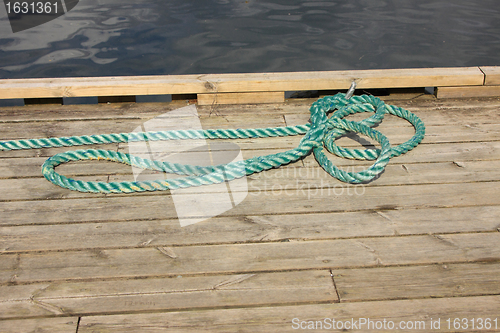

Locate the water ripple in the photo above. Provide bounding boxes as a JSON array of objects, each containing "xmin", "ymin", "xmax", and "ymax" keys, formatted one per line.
[{"xmin": 0, "ymin": 0, "xmax": 499, "ymax": 78}]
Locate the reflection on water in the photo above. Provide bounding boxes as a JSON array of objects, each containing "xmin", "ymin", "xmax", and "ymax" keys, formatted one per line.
[{"xmin": 0, "ymin": 0, "xmax": 499, "ymax": 78}]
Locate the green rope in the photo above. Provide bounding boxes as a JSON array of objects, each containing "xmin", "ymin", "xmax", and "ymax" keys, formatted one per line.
[{"xmin": 0, "ymin": 93, "xmax": 425, "ymax": 193}]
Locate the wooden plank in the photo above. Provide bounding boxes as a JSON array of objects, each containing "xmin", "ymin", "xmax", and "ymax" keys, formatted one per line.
[
  {"xmin": 0, "ymin": 114, "xmax": 286, "ymax": 140},
  {"xmin": 389, "ymin": 96, "xmax": 500, "ymax": 113},
  {"xmin": 3, "ymin": 121, "xmax": 499, "ymax": 158},
  {"xmin": 118, "ymin": 123, "xmax": 500, "ymax": 149},
  {"xmin": 1, "ymin": 181, "xmax": 499, "ymax": 226},
  {"xmin": 0, "ymin": 102, "xmax": 193, "ymax": 122},
  {"xmin": 285, "ymin": 106, "xmax": 500, "ymax": 128},
  {"xmin": 0, "ymin": 100, "xmax": 297, "ymax": 123},
  {"xmin": 197, "ymin": 92, "xmax": 284, "ymax": 105},
  {"xmin": 0, "ymin": 284, "xmax": 65, "ymax": 318},
  {"xmin": 1, "ymin": 95, "xmax": 499, "ymax": 123},
  {"xmin": 231, "ymin": 160, "xmax": 500, "ymax": 188},
  {"xmin": 3, "ymin": 140, "xmax": 500, "ymax": 178},
  {"xmin": 283, "ymin": 114, "xmax": 500, "ymax": 145},
  {"xmin": 481, "ymin": 66, "xmax": 500, "ymax": 85},
  {"xmin": 0, "ymin": 271, "xmax": 336, "ymax": 319},
  {"xmin": 332, "ymin": 262, "xmax": 500, "ymax": 302},
  {"xmin": 0, "ymin": 176, "xmax": 109, "ymax": 201},
  {"xmin": 2, "ymin": 159, "xmax": 500, "ymax": 202},
  {"xmin": 0, "ymin": 318, "xmax": 79, "ymax": 333},
  {"xmin": 109, "ymin": 159, "xmax": 500, "ymax": 189},
  {"xmin": 0, "ymin": 254, "xmax": 19, "ymax": 282},
  {"xmin": 1, "ymin": 233, "xmax": 499, "ymax": 284},
  {"xmin": 0, "ymin": 158, "xmax": 129, "ymax": 179},
  {"xmin": 1, "ymin": 205, "xmax": 499, "ymax": 253},
  {"xmin": 437, "ymin": 86, "xmax": 500, "ymax": 98},
  {"xmin": 78, "ymin": 295, "xmax": 500, "ymax": 332},
  {"xmin": 302, "ymin": 141, "xmax": 500, "ymax": 167},
  {"xmin": 0, "ymin": 67, "xmax": 484, "ymax": 99},
  {"xmin": 0, "ymin": 143, "xmax": 120, "ymax": 159},
  {"xmin": 2, "ymin": 131, "xmax": 500, "ymax": 180}
]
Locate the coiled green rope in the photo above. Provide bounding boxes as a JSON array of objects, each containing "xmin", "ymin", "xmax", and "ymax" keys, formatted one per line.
[{"xmin": 0, "ymin": 93, "xmax": 425, "ymax": 193}]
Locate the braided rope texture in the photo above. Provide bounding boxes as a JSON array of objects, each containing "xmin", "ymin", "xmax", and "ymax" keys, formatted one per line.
[{"xmin": 0, "ymin": 94, "xmax": 425, "ymax": 193}]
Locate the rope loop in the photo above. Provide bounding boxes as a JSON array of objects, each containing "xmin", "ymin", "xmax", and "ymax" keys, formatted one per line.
[{"xmin": 0, "ymin": 93, "xmax": 425, "ymax": 193}]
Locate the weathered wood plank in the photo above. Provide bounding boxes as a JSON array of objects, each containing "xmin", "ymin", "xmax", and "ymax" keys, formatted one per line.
[
  {"xmin": 0, "ymin": 100, "xmax": 300, "ymax": 122},
  {"xmin": 0, "ymin": 254, "xmax": 19, "ymax": 282},
  {"xmin": 197, "ymin": 92, "xmax": 284, "ymax": 105},
  {"xmin": 78, "ymin": 295, "xmax": 500, "ymax": 332},
  {"xmin": 0, "ymin": 317, "xmax": 79, "ymax": 333},
  {"xmin": 302, "ymin": 141, "xmax": 500, "ymax": 167},
  {"xmin": 0, "ymin": 271, "xmax": 336, "ymax": 319},
  {"xmin": 3, "ymin": 140, "xmax": 500, "ymax": 179},
  {"xmin": 0, "ymin": 67, "xmax": 484, "ymax": 99},
  {"xmin": 1, "ymin": 96, "xmax": 499, "ymax": 124},
  {"xmin": 0, "ymin": 283, "xmax": 60, "ymax": 318},
  {"xmin": 0, "ymin": 176, "xmax": 108, "ymax": 201},
  {"xmin": 93, "ymin": 180, "xmax": 500, "ymax": 218},
  {"xmin": 1, "ymin": 233, "xmax": 499, "ymax": 284},
  {"xmin": 0, "ymin": 114, "xmax": 286, "ymax": 140},
  {"xmin": 332, "ymin": 262, "xmax": 500, "ymax": 302},
  {"xmin": 481, "ymin": 66, "xmax": 500, "ymax": 85},
  {"xmin": 2, "ymin": 125, "xmax": 499, "ymax": 168},
  {"xmin": 109, "ymin": 159, "xmax": 500, "ymax": 191},
  {"xmin": 0, "ymin": 143, "xmax": 120, "ymax": 159},
  {"xmin": 119, "ymin": 122, "xmax": 500, "ymax": 150},
  {"xmin": 2, "ymin": 159, "xmax": 499, "ymax": 201},
  {"xmin": 0, "ymin": 158, "xmax": 126, "ymax": 179},
  {"xmin": 1, "ymin": 205, "xmax": 499, "ymax": 252},
  {"xmin": 3, "ymin": 264, "xmax": 499, "ymax": 320},
  {"xmin": 437, "ymin": 86, "xmax": 500, "ymax": 99},
  {"xmin": 242, "ymin": 160, "xmax": 500, "ymax": 188},
  {"xmin": 285, "ymin": 105, "xmax": 500, "ymax": 128},
  {"xmin": 0, "ymin": 182, "xmax": 498, "ymax": 226},
  {"xmin": 285, "ymin": 109, "xmax": 500, "ymax": 139},
  {"xmin": 2, "ymin": 101, "xmax": 499, "ymax": 144},
  {"xmin": 0, "ymin": 102, "xmax": 288, "ymax": 122}
]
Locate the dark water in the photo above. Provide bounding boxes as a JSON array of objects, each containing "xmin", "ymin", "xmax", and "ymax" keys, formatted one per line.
[{"xmin": 1, "ymin": 0, "xmax": 499, "ymax": 79}]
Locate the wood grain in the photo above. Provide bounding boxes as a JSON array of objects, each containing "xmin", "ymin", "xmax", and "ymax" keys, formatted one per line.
[
  {"xmin": 0, "ymin": 318, "xmax": 78, "ymax": 333},
  {"xmin": 3, "ymin": 139, "xmax": 500, "ymax": 179},
  {"xmin": 0, "ymin": 67, "xmax": 484, "ymax": 99},
  {"xmin": 0, "ymin": 205, "xmax": 498, "ymax": 253},
  {"xmin": 1, "ymin": 181, "xmax": 499, "ymax": 226},
  {"xmin": 78, "ymin": 295, "xmax": 500, "ymax": 332},
  {"xmin": 0, "ymin": 271, "xmax": 337, "ymax": 319},
  {"xmin": 481, "ymin": 66, "xmax": 500, "ymax": 85},
  {"xmin": 1, "ymin": 233, "xmax": 499, "ymax": 284},
  {"xmin": 332, "ymin": 262, "xmax": 500, "ymax": 301},
  {"xmin": 197, "ymin": 92, "xmax": 284, "ymax": 105},
  {"xmin": 436, "ymin": 86, "xmax": 500, "ymax": 98}
]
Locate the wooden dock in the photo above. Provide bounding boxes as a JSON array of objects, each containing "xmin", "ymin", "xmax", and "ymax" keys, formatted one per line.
[{"xmin": 0, "ymin": 69, "xmax": 500, "ymax": 332}]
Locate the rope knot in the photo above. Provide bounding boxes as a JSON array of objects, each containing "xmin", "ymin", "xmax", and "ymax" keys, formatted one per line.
[{"xmin": 303, "ymin": 93, "xmax": 425, "ymax": 183}]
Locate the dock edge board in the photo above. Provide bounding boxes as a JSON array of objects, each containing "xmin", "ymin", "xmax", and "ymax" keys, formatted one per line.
[{"xmin": 0, "ymin": 66, "xmax": 496, "ymax": 101}]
